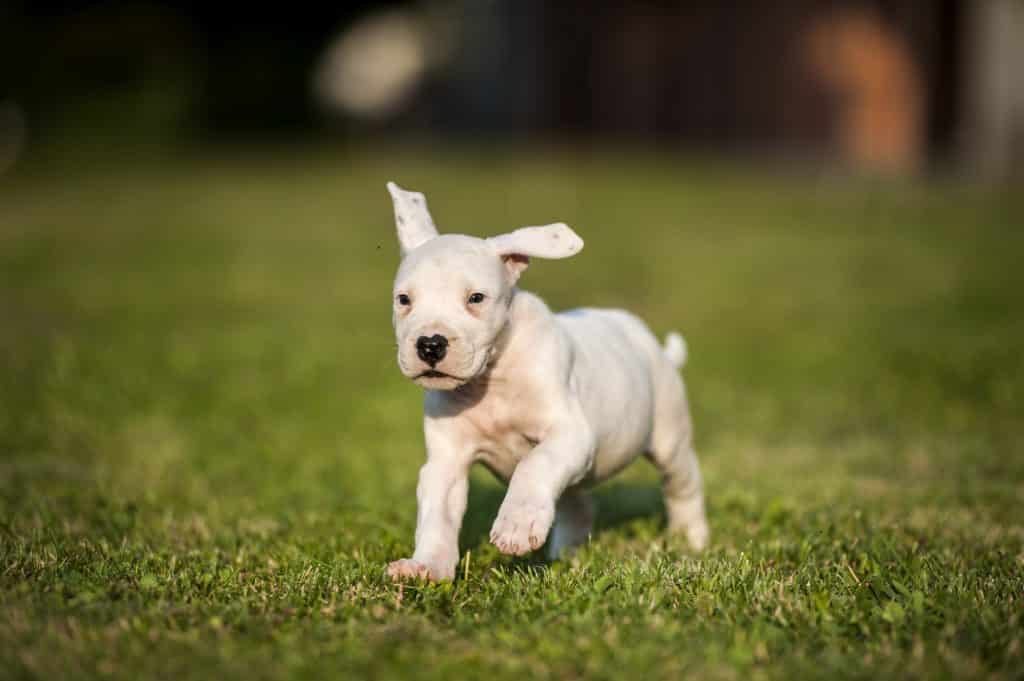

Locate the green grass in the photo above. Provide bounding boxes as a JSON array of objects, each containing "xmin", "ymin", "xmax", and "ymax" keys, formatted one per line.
[{"xmin": 1, "ymin": 148, "xmax": 1022, "ymax": 680}]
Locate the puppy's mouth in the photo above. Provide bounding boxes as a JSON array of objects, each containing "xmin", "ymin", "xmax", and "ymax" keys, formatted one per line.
[
  {"xmin": 416, "ymin": 369, "xmax": 461, "ymax": 380},
  {"xmin": 412, "ymin": 369, "xmax": 469, "ymax": 389},
  {"xmin": 399, "ymin": 343, "xmax": 494, "ymax": 390}
]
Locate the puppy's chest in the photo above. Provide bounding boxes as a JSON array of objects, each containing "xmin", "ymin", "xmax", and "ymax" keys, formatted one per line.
[{"xmin": 460, "ymin": 387, "xmax": 545, "ymax": 477}]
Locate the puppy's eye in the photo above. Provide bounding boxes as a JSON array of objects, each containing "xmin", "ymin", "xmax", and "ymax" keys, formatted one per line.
[
  {"xmin": 467, "ymin": 292, "xmax": 486, "ymax": 304},
  {"xmin": 396, "ymin": 294, "xmax": 411, "ymax": 306}
]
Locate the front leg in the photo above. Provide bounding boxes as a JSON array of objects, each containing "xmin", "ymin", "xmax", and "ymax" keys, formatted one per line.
[
  {"xmin": 388, "ymin": 422, "xmax": 472, "ymax": 582},
  {"xmin": 490, "ymin": 417, "xmax": 595, "ymax": 556}
]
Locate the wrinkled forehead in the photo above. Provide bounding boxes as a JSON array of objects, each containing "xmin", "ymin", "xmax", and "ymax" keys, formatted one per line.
[{"xmin": 394, "ymin": 235, "xmax": 504, "ymax": 289}]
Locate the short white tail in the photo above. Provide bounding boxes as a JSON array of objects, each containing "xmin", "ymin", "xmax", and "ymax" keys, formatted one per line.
[{"xmin": 664, "ymin": 332, "xmax": 688, "ymax": 369}]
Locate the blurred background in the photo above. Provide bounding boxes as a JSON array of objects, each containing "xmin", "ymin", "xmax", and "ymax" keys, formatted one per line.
[{"xmin": 2, "ymin": 0, "xmax": 1023, "ymax": 176}]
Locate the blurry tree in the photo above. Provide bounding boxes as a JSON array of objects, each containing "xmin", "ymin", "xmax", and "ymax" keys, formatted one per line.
[
  {"xmin": 6, "ymin": 3, "xmax": 203, "ymax": 147},
  {"xmin": 1, "ymin": 0, "xmax": 1020, "ymax": 177}
]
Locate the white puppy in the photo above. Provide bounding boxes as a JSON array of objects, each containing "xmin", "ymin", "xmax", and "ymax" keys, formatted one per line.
[{"xmin": 384, "ymin": 182, "xmax": 708, "ymax": 582}]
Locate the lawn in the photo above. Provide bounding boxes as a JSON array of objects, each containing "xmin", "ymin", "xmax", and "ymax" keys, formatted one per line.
[{"xmin": 1, "ymin": 148, "xmax": 1022, "ymax": 680}]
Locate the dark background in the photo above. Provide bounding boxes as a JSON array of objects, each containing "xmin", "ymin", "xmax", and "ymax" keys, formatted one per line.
[{"xmin": 2, "ymin": 0, "xmax": 1021, "ymax": 175}]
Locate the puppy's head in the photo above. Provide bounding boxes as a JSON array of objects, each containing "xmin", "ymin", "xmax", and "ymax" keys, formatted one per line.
[{"xmin": 386, "ymin": 182, "xmax": 583, "ymax": 390}]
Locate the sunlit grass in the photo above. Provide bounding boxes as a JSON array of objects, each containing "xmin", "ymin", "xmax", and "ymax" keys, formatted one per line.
[{"xmin": 1, "ymin": 149, "xmax": 1022, "ymax": 680}]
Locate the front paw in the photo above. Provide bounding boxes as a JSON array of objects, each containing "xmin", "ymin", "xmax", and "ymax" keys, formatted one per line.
[
  {"xmin": 386, "ymin": 557, "xmax": 455, "ymax": 582},
  {"xmin": 490, "ymin": 495, "xmax": 555, "ymax": 556}
]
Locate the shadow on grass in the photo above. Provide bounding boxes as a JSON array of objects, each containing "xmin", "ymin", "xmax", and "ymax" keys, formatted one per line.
[{"xmin": 460, "ymin": 479, "xmax": 667, "ymax": 573}]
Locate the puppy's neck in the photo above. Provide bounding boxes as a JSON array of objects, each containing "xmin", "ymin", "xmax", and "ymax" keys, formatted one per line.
[
  {"xmin": 491, "ymin": 288, "xmax": 551, "ymax": 371},
  {"xmin": 451, "ymin": 288, "xmax": 551, "ymax": 399}
]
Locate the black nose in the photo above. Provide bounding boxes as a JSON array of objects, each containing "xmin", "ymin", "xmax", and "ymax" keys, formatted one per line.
[{"xmin": 416, "ymin": 334, "xmax": 448, "ymax": 367}]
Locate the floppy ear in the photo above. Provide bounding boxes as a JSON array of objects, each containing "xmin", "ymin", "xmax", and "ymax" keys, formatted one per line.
[
  {"xmin": 486, "ymin": 223, "xmax": 583, "ymax": 282},
  {"xmin": 387, "ymin": 181, "xmax": 439, "ymax": 255}
]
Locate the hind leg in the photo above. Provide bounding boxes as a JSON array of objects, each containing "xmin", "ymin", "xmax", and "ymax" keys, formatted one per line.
[
  {"xmin": 546, "ymin": 489, "xmax": 595, "ymax": 560},
  {"xmin": 647, "ymin": 371, "xmax": 709, "ymax": 550},
  {"xmin": 647, "ymin": 441, "xmax": 709, "ymax": 550}
]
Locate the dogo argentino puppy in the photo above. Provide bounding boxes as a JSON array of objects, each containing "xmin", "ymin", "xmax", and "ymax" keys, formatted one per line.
[{"xmin": 384, "ymin": 182, "xmax": 709, "ymax": 582}]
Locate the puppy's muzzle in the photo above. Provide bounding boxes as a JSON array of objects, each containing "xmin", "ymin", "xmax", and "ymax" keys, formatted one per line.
[{"xmin": 416, "ymin": 334, "xmax": 448, "ymax": 367}]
